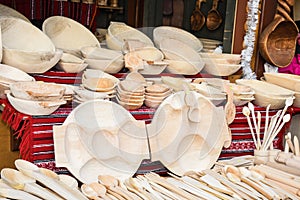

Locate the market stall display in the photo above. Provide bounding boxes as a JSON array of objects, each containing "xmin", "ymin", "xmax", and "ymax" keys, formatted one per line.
[{"xmin": 1, "ymin": 3, "xmax": 300, "ymax": 198}]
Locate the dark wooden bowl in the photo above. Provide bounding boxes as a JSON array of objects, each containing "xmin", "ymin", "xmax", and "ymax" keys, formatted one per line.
[{"xmin": 259, "ymin": 16, "xmax": 299, "ymax": 67}]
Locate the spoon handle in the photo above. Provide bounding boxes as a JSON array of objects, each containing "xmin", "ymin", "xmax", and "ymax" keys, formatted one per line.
[{"xmin": 24, "ymin": 183, "xmax": 64, "ymax": 200}]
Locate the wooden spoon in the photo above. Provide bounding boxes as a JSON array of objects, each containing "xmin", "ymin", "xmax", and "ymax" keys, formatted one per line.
[
  {"xmin": 98, "ymin": 175, "xmax": 139, "ymax": 200},
  {"xmin": 242, "ymin": 106, "xmax": 258, "ymax": 149},
  {"xmin": 0, "ymin": 168, "xmax": 63, "ymax": 200},
  {"xmin": 14, "ymin": 159, "xmax": 87, "ymax": 200},
  {"xmin": 262, "ymin": 105, "xmax": 271, "ymax": 149},
  {"xmin": 81, "ymin": 184, "xmax": 102, "ymax": 200},
  {"xmin": 191, "ymin": 0, "xmax": 206, "ymax": 31},
  {"xmin": 264, "ymin": 114, "xmax": 291, "ymax": 150},
  {"xmin": 206, "ymin": 0, "xmax": 223, "ymax": 30},
  {"xmin": 0, "ymin": 179, "xmax": 42, "ymax": 200},
  {"xmin": 89, "ymin": 182, "xmax": 111, "ymax": 200}
]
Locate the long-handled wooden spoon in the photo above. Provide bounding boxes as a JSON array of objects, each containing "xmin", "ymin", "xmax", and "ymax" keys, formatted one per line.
[
  {"xmin": 14, "ymin": 159, "xmax": 87, "ymax": 200},
  {"xmin": 264, "ymin": 114, "xmax": 291, "ymax": 150},
  {"xmin": 0, "ymin": 179, "xmax": 42, "ymax": 200},
  {"xmin": 1, "ymin": 168, "xmax": 63, "ymax": 200},
  {"xmin": 242, "ymin": 106, "xmax": 258, "ymax": 149}
]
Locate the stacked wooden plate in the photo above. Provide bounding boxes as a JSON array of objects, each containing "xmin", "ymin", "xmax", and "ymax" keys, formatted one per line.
[
  {"xmin": 190, "ymin": 82, "xmax": 227, "ymax": 106},
  {"xmin": 56, "ymin": 53, "xmax": 88, "ymax": 73},
  {"xmin": 236, "ymin": 79, "xmax": 294, "ymax": 109},
  {"xmin": 264, "ymin": 72, "xmax": 300, "ymax": 107},
  {"xmin": 78, "ymin": 69, "xmax": 119, "ymax": 103},
  {"xmin": 116, "ymin": 79, "xmax": 145, "ymax": 110},
  {"xmin": 7, "ymin": 81, "xmax": 66, "ymax": 115},
  {"xmin": 200, "ymin": 53, "xmax": 242, "ymax": 76},
  {"xmin": 227, "ymin": 83, "xmax": 255, "ymax": 106},
  {"xmin": 144, "ymin": 84, "xmax": 172, "ymax": 108},
  {"xmin": 198, "ymin": 38, "xmax": 222, "ymax": 52},
  {"xmin": 81, "ymin": 46, "xmax": 124, "ymax": 74}
]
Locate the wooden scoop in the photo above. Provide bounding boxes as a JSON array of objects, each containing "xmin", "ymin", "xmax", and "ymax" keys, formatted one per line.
[
  {"xmin": 191, "ymin": 0, "xmax": 206, "ymax": 31},
  {"xmin": 206, "ymin": 0, "xmax": 223, "ymax": 30}
]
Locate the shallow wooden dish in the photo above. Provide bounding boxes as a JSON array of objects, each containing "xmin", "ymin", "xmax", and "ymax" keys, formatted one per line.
[
  {"xmin": 0, "ymin": 63, "xmax": 35, "ymax": 84},
  {"xmin": 116, "ymin": 96, "xmax": 144, "ymax": 109},
  {"xmin": 53, "ymin": 100, "xmax": 148, "ymax": 183},
  {"xmin": 264, "ymin": 72, "xmax": 300, "ymax": 92},
  {"xmin": 144, "ymin": 98, "xmax": 162, "ymax": 108},
  {"xmin": 147, "ymin": 91, "xmax": 231, "ymax": 176},
  {"xmin": 82, "ymin": 77, "xmax": 117, "ymax": 92},
  {"xmin": 83, "ymin": 69, "xmax": 120, "ymax": 84},
  {"xmin": 84, "ymin": 55, "xmax": 124, "ymax": 74},
  {"xmin": 57, "ymin": 61, "xmax": 88, "ymax": 73},
  {"xmin": 153, "ymin": 26, "xmax": 203, "ymax": 52}
]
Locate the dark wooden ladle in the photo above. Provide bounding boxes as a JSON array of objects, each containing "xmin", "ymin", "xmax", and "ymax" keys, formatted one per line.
[
  {"xmin": 206, "ymin": 0, "xmax": 222, "ymax": 31},
  {"xmin": 190, "ymin": 0, "xmax": 206, "ymax": 31}
]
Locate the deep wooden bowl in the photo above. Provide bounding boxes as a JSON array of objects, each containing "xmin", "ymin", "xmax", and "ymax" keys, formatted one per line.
[{"xmin": 259, "ymin": 16, "xmax": 299, "ymax": 67}]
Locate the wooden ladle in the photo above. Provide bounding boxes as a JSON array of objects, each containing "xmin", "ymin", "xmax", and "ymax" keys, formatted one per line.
[
  {"xmin": 191, "ymin": 0, "xmax": 206, "ymax": 31},
  {"xmin": 206, "ymin": 0, "xmax": 222, "ymax": 30}
]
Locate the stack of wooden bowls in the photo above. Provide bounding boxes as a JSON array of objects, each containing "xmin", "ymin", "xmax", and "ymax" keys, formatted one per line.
[
  {"xmin": 144, "ymin": 84, "xmax": 172, "ymax": 108},
  {"xmin": 78, "ymin": 69, "xmax": 119, "ymax": 103},
  {"xmin": 116, "ymin": 79, "xmax": 145, "ymax": 110},
  {"xmin": 227, "ymin": 83, "xmax": 255, "ymax": 106}
]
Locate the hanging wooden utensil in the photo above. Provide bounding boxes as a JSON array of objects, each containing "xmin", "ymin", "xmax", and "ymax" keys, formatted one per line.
[
  {"xmin": 191, "ymin": 0, "xmax": 206, "ymax": 31},
  {"xmin": 206, "ymin": 0, "xmax": 223, "ymax": 30}
]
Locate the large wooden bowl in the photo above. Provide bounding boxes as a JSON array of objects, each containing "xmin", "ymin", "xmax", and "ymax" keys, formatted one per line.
[
  {"xmin": 259, "ymin": 16, "xmax": 299, "ymax": 67},
  {"xmin": 43, "ymin": 16, "xmax": 100, "ymax": 54}
]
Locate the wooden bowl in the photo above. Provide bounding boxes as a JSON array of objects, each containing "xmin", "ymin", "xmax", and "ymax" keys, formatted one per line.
[
  {"xmin": 43, "ymin": 16, "xmax": 100, "ymax": 53},
  {"xmin": 7, "ymin": 93, "xmax": 66, "ymax": 116},
  {"xmin": 10, "ymin": 81, "xmax": 66, "ymax": 101},
  {"xmin": 81, "ymin": 46, "xmax": 122, "ymax": 60},
  {"xmin": 84, "ymin": 55, "xmax": 124, "ymax": 74},
  {"xmin": 153, "ymin": 26, "xmax": 203, "ymax": 52},
  {"xmin": 259, "ymin": 16, "xmax": 299, "ymax": 67},
  {"xmin": 264, "ymin": 72, "xmax": 300, "ymax": 92},
  {"xmin": 57, "ymin": 62, "xmax": 88, "ymax": 73},
  {"xmin": 0, "ymin": 4, "xmax": 30, "ymax": 22},
  {"xmin": 0, "ymin": 17, "xmax": 55, "ymax": 52},
  {"xmin": 106, "ymin": 22, "xmax": 153, "ymax": 51},
  {"xmin": 2, "ymin": 48, "xmax": 62, "ymax": 73},
  {"xmin": 0, "ymin": 64, "xmax": 35, "ymax": 84}
]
